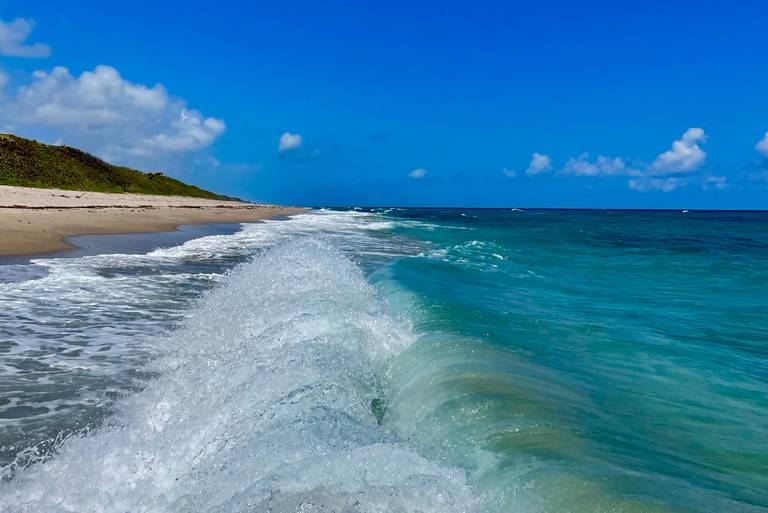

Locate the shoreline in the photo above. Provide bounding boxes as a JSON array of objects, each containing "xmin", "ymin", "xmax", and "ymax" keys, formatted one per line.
[
  {"xmin": 0, "ymin": 223, "xmax": 247, "ymax": 266},
  {"xmin": 0, "ymin": 185, "xmax": 307, "ymax": 258}
]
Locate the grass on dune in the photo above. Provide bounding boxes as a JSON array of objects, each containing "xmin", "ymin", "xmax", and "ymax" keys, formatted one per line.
[{"xmin": 0, "ymin": 133, "xmax": 236, "ymax": 200}]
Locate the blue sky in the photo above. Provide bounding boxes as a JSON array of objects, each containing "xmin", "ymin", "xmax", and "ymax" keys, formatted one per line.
[{"xmin": 1, "ymin": 0, "xmax": 767, "ymax": 208}]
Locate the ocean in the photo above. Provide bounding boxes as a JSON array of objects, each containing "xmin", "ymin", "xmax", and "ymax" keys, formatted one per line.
[{"xmin": 0, "ymin": 208, "xmax": 766, "ymax": 512}]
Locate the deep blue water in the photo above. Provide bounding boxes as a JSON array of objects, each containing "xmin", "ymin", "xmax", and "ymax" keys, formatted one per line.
[{"xmin": 0, "ymin": 209, "xmax": 766, "ymax": 512}]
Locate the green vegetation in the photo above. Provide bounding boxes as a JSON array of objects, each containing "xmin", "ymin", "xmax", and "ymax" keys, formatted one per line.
[{"xmin": 0, "ymin": 133, "xmax": 235, "ymax": 200}]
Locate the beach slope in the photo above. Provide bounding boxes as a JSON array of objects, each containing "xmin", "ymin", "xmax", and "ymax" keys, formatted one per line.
[{"xmin": 0, "ymin": 185, "xmax": 305, "ymax": 256}]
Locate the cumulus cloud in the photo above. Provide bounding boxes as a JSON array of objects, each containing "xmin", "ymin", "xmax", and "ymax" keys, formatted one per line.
[
  {"xmin": 650, "ymin": 128, "xmax": 707, "ymax": 174},
  {"xmin": 409, "ymin": 167, "xmax": 428, "ymax": 179},
  {"xmin": 526, "ymin": 152, "xmax": 552, "ymax": 176},
  {"xmin": 278, "ymin": 132, "xmax": 302, "ymax": 152},
  {"xmin": 554, "ymin": 129, "xmax": 715, "ymax": 193},
  {"xmin": 756, "ymin": 132, "xmax": 768, "ymax": 157},
  {"xmin": 628, "ymin": 177, "xmax": 687, "ymax": 193},
  {"xmin": 141, "ymin": 111, "xmax": 225, "ymax": 154},
  {"xmin": 502, "ymin": 168, "xmax": 516, "ymax": 178},
  {"xmin": 0, "ymin": 65, "xmax": 224, "ymax": 162},
  {"xmin": 0, "ymin": 18, "xmax": 50, "ymax": 58},
  {"xmin": 560, "ymin": 153, "xmax": 635, "ymax": 177}
]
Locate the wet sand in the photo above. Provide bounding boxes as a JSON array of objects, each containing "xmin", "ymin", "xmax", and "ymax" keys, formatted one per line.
[{"xmin": 0, "ymin": 185, "xmax": 306, "ymax": 257}]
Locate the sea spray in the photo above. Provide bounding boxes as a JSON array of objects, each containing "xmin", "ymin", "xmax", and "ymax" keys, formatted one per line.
[
  {"xmin": 0, "ymin": 209, "xmax": 425, "ymax": 469},
  {"xmin": 1, "ymin": 240, "xmax": 477, "ymax": 513}
]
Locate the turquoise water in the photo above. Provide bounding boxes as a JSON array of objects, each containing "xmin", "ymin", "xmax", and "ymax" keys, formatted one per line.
[
  {"xmin": 377, "ymin": 209, "xmax": 768, "ymax": 512},
  {"xmin": 0, "ymin": 209, "xmax": 766, "ymax": 512}
]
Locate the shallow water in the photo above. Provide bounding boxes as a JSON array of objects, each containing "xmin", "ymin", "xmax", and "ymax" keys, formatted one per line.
[{"xmin": 0, "ymin": 209, "xmax": 766, "ymax": 512}]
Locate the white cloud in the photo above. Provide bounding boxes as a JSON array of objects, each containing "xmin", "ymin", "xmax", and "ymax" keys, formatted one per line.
[
  {"xmin": 628, "ymin": 177, "xmax": 687, "ymax": 193},
  {"xmin": 560, "ymin": 153, "xmax": 634, "ymax": 176},
  {"xmin": 141, "ymin": 111, "xmax": 225, "ymax": 154},
  {"xmin": 557, "ymin": 129, "xmax": 712, "ymax": 192},
  {"xmin": 650, "ymin": 128, "xmax": 707, "ymax": 174},
  {"xmin": 0, "ymin": 18, "xmax": 50, "ymax": 58},
  {"xmin": 756, "ymin": 132, "xmax": 768, "ymax": 157},
  {"xmin": 526, "ymin": 152, "xmax": 552, "ymax": 176},
  {"xmin": 409, "ymin": 167, "xmax": 428, "ymax": 179},
  {"xmin": 278, "ymin": 132, "xmax": 302, "ymax": 152},
  {"xmin": 502, "ymin": 168, "xmax": 516, "ymax": 178},
  {"xmin": 0, "ymin": 65, "xmax": 224, "ymax": 162}
]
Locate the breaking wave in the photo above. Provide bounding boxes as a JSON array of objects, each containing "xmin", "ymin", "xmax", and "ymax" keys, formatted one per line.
[{"xmin": 1, "ymin": 240, "xmax": 477, "ymax": 513}]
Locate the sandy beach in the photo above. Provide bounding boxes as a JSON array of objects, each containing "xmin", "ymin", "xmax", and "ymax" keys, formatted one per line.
[{"xmin": 0, "ymin": 185, "xmax": 306, "ymax": 256}]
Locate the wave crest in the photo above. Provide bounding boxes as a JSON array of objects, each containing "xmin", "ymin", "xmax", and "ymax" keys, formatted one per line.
[{"xmin": 1, "ymin": 240, "xmax": 476, "ymax": 513}]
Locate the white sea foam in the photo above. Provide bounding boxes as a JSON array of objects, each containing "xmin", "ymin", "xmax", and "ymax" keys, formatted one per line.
[
  {"xmin": 0, "ymin": 210, "xmax": 424, "ymax": 447},
  {"xmin": 363, "ymin": 221, "xmax": 395, "ymax": 231},
  {"xmin": 1, "ymin": 238, "xmax": 477, "ymax": 512}
]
